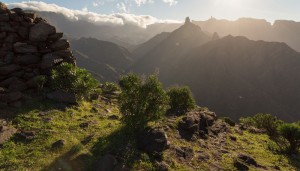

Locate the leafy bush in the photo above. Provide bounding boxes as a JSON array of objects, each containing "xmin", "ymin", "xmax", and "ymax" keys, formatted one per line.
[
  {"xmin": 35, "ymin": 75, "xmax": 47, "ymax": 92},
  {"xmin": 51, "ymin": 63, "xmax": 99, "ymax": 99},
  {"xmin": 240, "ymin": 113, "xmax": 283, "ymax": 137},
  {"xmin": 278, "ymin": 123, "xmax": 300, "ymax": 154},
  {"xmin": 167, "ymin": 86, "xmax": 196, "ymax": 113},
  {"xmin": 221, "ymin": 117, "xmax": 236, "ymax": 126},
  {"xmin": 102, "ymin": 82, "xmax": 120, "ymax": 94},
  {"xmin": 118, "ymin": 73, "xmax": 169, "ymax": 131}
]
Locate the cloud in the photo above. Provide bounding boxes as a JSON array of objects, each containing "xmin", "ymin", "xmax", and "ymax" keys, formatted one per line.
[
  {"xmin": 162, "ymin": 0, "xmax": 178, "ymax": 6},
  {"xmin": 6, "ymin": 1, "xmax": 179, "ymax": 28},
  {"xmin": 134, "ymin": 0, "xmax": 154, "ymax": 6},
  {"xmin": 92, "ymin": 2, "xmax": 99, "ymax": 7}
]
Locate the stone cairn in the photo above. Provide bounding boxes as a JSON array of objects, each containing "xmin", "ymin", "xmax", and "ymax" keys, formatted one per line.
[{"xmin": 0, "ymin": 3, "xmax": 75, "ymax": 108}]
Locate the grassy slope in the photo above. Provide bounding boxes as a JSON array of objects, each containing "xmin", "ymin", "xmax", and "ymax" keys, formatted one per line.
[{"xmin": 0, "ymin": 97, "xmax": 299, "ymax": 170}]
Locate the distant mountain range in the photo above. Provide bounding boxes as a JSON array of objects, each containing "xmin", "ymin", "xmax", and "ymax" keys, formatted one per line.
[
  {"xmin": 194, "ymin": 17, "xmax": 300, "ymax": 52},
  {"xmin": 131, "ymin": 21, "xmax": 300, "ymax": 121},
  {"xmin": 38, "ymin": 12, "xmax": 300, "ymax": 52},
  {"xmin": 37, "ymin": 12, "xmax": 180, "ymax": 49},
  {"xmin": 37, "ymin": 12, "xmax": 300, "ymax": 120}
]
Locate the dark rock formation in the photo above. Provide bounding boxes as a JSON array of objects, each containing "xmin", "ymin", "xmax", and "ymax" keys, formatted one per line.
[
  {"xmin": 237, "ymin": 154, "xmax": 258, "ymax": 166},
  {"xmin": 52, "ymin": 139, "xmax": 65, "ymax": 149},
  {"xmin": 137, "ymin": 127, "xmax": 170, "ymax": 153},
  {"xmin": 0, "ymin": 119, "xmax": 17, "ymax": 145},
  {"xmin": 0, "ymin": 6, "xmax": 75, "ymax": 108},
  {"xmin": 95, "ymin": 154, "xmax": 118, "ymax": 171},
  {"xmin": 178, "ymin": 108, "xmax": 218, "ymax": 140}
]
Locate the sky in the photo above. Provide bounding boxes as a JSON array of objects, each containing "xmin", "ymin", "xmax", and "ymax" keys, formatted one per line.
[{"xmin": 3, "ymin": 0, "xmax": 300, "ymax": 26}]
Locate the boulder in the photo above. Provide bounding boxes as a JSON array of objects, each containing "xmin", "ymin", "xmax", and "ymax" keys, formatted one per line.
[
  {"xmin": 15, "ymin": 54, "xmax": 40, "ymax": 65},
  {"xmin": 52, "ymin": 50, "xmax": 73, "ymax": 59},
  {"xmin": 29, "ymin": 22, "xmax": 56, "ymax": 41},
  {"xmin": 0, "ymin": 32, "xmax": 6, "ymax": 39},
  {"xmin": 177, "ymin": 108, "xmax": 217, "ymax": 140},
  {"xmin": 234, "ymin": 159, "xmax": 249, "ymax": 171},
  {"xmin": 0, "ymin": 13, "xmax": 9, "ymax": 22},
  {"xmin": 17, "ymin": 26, "xmax": 29, "ymax": 39},
  {"xmin": 96, "ymin": 154, "xmax": 118, "ymax": 171},
  {"xmin": 9, "ymin": 100, "xmax": 23, "ymax": 108},
  {"xmin": 210, "ymin": 120, "xmax": 230, "ymax": 135},
  {"xmin": 108, "ymin": 115, "xmax": 119, "ymax": 120},
  {"xmin": 155, "ymin": 161, "xmax": 170, "ymax": 171},
  {"xmin": 237, "ymin": 154, "xmax": 258, "ymax": 166},
  {"xmin": 50, "ymin": 39, "xmax": 70, "ymax": 51},
  {"xmin": 0, "ymin": 87, "xmax": 6, "ymax": 93},
  {"xmin": 52, "ymin": 139, "xmax": 65, "ymax": 149},
  {"xmin": 47, "ymin": 33, "xmax": 63, "ymax": 42},
  {"xmin": 0, "ymin": 77, "xmax": 19, "ymax": 87},
  {"xmin": 197, "ymin": 152, "xmax": 210, "ymax": 161},
  {"xmin": 8, "ymin": 79, "xmax": 27, "ymax": 92},
  {"xmin": 47, "ymin": 90, "xmax": 76, "ymax": 104},
  {"xmin": 0, "ymin": 65, "xmax": 21, "ymax": 75},
  {"xmin": 40, "ymin": 53, "xmax": 63, "ymax": 69},
  {"xmin": 137, "ymin": 127, "xmax": 170, "ymax": 153},
  {"xmin": 0, "ymin": 120, "xmax": 17, "ymax": 145},
  {"xmin": 6, "ymin": 91, "xmax": 23, "ymax": 102},
  {"xmin": 3, "ymin": 52, "xmax": 14, "ymax": 64},
  {"xmin": 175, "ymin": 146, "xmax": 194, "ymax": 160},
  {"xmin": 14, "ymin": 42, "xmax": 38, "ymax": 53},
  {"xmin": 26, "ymin": 76, "xmax": 45, "ymax": 88},
  {"xmin": 24, "ymin": 12, "xmax": 37, "ymax": 21},
  {"xmin": 18, "ymin": 130, "xmax": 36, "ymax": 141}
]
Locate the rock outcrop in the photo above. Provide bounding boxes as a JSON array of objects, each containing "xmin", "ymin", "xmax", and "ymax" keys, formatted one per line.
[
  {"xmin": 0, "ymin": 4, "xmax": 75, "ymax": 108},
  {"xmin": 0, "ymin": 119, "xmax": 17, "ymax": 145},
  {"xmin": 178, "ymin": 108, "xmax": 230, "ymax": 140},
  {"xmin": 137, "ymin": 127, "xmax": 170, "ymax": 153}
]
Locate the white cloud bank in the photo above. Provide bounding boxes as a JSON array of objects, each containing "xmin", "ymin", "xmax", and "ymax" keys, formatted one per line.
[{"xmin": 6, "ymin": 1, "xmax": 179, "ymax": 28}]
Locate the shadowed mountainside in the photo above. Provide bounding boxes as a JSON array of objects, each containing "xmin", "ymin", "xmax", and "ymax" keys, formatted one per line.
[
  {"xmin": 71, "ymin": 37, "xmax": 133, "ymax": 82},
  {"xmin": 131, "ymin": 21, "xmax": 300, "ymax": 121},
  {"xmin": 130, "ymin": 19, "xmax": 212, "ymax": 81}
]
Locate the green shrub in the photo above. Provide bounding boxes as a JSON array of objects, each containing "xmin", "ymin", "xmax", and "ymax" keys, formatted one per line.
[
  {"xmin": 118, "ymin": 73, "xmax": 169, "ymax": 131},
  {"xmin": 221, "ymin": 117, "xmax": 235, "ymax": 127},
  {"xmin": 35, "ymin": 75, "xmax": 47, "ymax": 92},
  {"xmin": 102, "ymin": 82, "xmax": 120, "ymax": 94},
  {"xmin": 51, "ymin": 63, "xmax": 99, "ymax": 99},
  {"xmin": 278, "ymin": 123, "xmax": 300, "ymax": 154},
  {"xmin": 167, "ymin": 86, "xmax": 196, "ymax": 113},
  {"xmin": 240, "ymin": 113, "xmax": 283, "ymax": 137}
]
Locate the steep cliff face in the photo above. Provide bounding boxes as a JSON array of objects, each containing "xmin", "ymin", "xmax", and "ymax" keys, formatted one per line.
[{"xmin": 0, "ymin": 4, "xmax": 75, "ymax": 108}]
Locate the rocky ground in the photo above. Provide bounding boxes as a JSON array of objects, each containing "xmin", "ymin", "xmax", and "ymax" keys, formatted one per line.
[{"xmin": 0, "ymin": 90, "xmax": 300, "ymax": 171}]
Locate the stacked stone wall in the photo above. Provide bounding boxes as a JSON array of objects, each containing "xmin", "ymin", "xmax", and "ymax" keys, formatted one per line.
[{"xmin": 0, "ymin": 3, "xmax": 75, "ymax": 108}]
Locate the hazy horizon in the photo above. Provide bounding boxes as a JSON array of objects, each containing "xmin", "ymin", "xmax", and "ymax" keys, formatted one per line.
[{"xmin": 3, "ymin": 0, "xmax": 300, "ymax": 28}]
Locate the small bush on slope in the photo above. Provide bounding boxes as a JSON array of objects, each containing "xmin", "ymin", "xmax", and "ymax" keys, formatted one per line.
[
  {"xmin": 51, "ymin": 62, "xmax": 99, "ymax": 100},
  {"xmin": 278, "ymin": 123, "xmax": 300, "ymax": 154},
  {"xmin": 102, "ymin": 82, "xmax": 120, "ymax": 94},
  {"xmin": 118, "ymin": 73, "xmax": 169, "ymax": 131},
  {"xmin": 167, "ymin": 86, "xmax": 196, "ymax": 114},
  {"xmin": 240, "ymin": 113, "xmax": 283, "ymax": 137}
]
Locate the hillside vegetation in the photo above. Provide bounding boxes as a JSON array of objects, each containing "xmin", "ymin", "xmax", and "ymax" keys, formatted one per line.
[{"xmin": 1, "ymin": 70, "xmax": 300, "ymax": 170}]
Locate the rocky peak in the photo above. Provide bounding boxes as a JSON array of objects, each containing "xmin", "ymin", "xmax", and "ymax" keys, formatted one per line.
[
  {"xmin": 185, "ymin": 17, "xmax": 191, "ymax": 24},
  {"xmin": 212, "ymin": 32, "xmax": 220, "ymax": 40}
]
